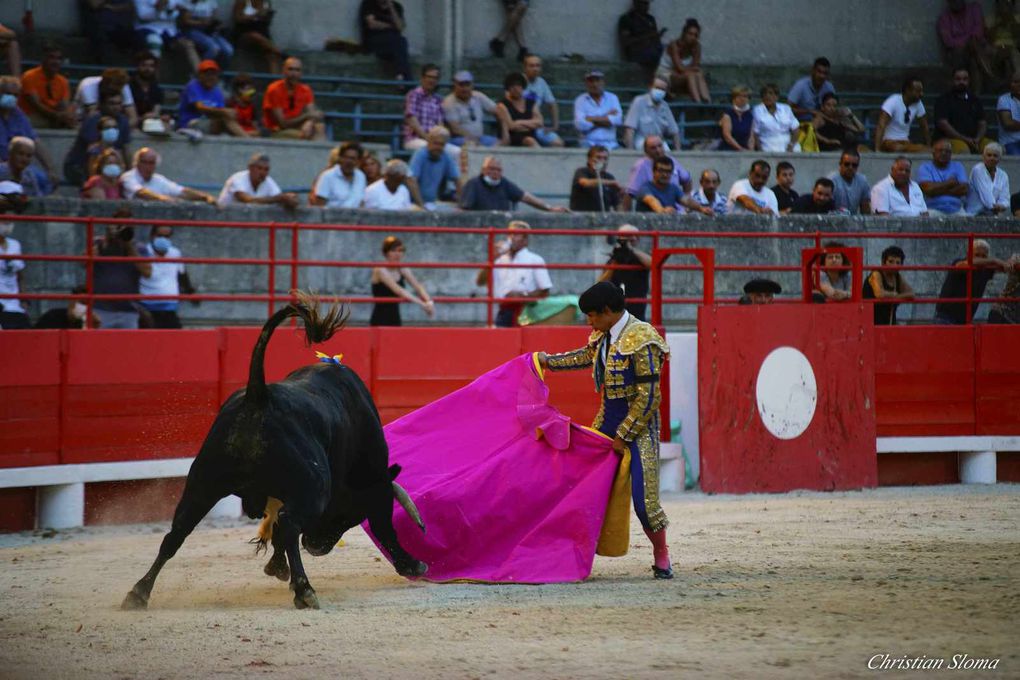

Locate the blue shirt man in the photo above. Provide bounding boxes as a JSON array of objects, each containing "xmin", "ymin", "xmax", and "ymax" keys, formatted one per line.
[
  {"xmin": 787, "ymin": 58, "xmax": 835, "ymax": 121},
  {"xmin": 177, "ymin": 63, "xmax": 226, "ymax": 129},
  {"xmin": 916, "ymin": 141, "xmax": 968, "ymax": 214},
  {"xmin": 409, "ymin": 130, "xmax": 460, "ymax": 205},
  {"xmin": 573, "ymin": 70, "xmax": 623, "ymax": 149}
]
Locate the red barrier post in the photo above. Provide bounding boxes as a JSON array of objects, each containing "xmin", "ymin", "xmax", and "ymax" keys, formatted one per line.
[
  {"xmin": 965, "ymin": 234, "xmax": 974, "ymax": 325},
  {"xmin": 267, "ymin": 222, "xmax": 276, "ymax": 316},
  {"xmin": 650, "ymin": 247, "xmax": 715, "ymax": 326},
  {"xmin": 486, "ymin": 228, "xmax": 495, "ymax": 327},
  {"xmin": 801, "ymin": 246, "xmax": 864, "ymax": 303},
  {"xmin": 84, "ymin": 217, "xmax": 94, "ymax": 329}
]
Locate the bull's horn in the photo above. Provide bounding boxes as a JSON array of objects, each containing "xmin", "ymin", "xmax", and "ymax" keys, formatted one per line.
[{"xmin": 392, "ymin": 482, "xmax": 426, "ymax": 533}]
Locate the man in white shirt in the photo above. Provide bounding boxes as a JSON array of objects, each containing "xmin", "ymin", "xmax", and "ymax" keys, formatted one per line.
[
  {"xmin": 690, "ymin": 168, "xmax": 728, "ymax": 214},
  {"xmin": 966, "ymin": 142, "xmax": 1010, "ymax": 216},
  {"xmin": 871, "ymin": 157, "xmax": 929, "ymax": 217},
  {"xmin": 218, "ymin": 153, "xmax": 298, "ymax": 209},
  {"xmin": 874, "ymin": 76, "xmax": 931, "ymax": 153},
  {"xmin": 363, "ymin": 159, "xmax": 417, "ymax": 210},
  {"xmin": 121, "ymin": 147, "xmax": 216, "ymax": 204},
  {"xmin": 0, "ymin": 180, "xmax": 29, "ymax": 329},
  {"xmin": 574, "ymin": 70, "xmax": 623, "ymax": 149},
  {"xmin": 310, "ymin": 142, "xmax": 366, "ymax": 208},
  {"xmin": 75, "ymin": 69, "xmax": 139, "ymax": 127},
  {"xmin": 492, "ymin": 220, "xmax": 552, "ymax": 327},
  {"xmin": 726, "ymin": 159, "xmax": 778, "ymax": 215},
  {"xmin": 137, "ymin": 224, "xmax": 191, "ymax": 328},
  {"xmin": 996, "ymin": 72, "xmax": 1020, "ymax": 155}
]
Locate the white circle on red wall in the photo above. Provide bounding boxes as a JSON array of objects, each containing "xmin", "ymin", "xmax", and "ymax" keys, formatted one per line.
[{"xmin": 755, "ymin": 346, "xmax": 817, "ymax": 440}]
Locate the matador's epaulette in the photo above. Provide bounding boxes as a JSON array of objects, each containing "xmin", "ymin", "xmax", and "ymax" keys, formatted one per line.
[{"xmin": 615, "ymin": 320, "xmax": 669, "ymax": 356}]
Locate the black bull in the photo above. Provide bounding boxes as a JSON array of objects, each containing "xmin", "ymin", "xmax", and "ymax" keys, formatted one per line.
[{"xmin": 122, "ymin": 294, "xmax": 427, "ymax": 610}]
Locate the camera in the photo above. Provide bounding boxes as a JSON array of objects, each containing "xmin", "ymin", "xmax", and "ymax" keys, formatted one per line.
[{"xmin": 116, "ymin": 226, "xmax": 135, "ymax": 241}]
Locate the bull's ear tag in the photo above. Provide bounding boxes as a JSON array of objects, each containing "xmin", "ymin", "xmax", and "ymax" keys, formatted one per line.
[{"xmin": 315, "ymin": 351, "xmax": 344, "ymax": 365}]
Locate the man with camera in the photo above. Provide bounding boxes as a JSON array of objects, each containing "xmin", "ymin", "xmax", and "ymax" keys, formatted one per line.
[
  {"xmin": 599, "ymin": 224, "xmax": 651, "ymax": 321},
  {"xmin": 88, "ymin": 207, "xmax": 153, "ymax": 329}
]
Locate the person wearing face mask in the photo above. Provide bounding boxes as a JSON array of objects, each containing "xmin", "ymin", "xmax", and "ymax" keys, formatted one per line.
[
  {"xmin": 460, "ymin": 155, "xmax": 569, "ymax": 212},
  {"xmin": 63, "ymin": 91, "xmax": 132, "ymax": 187},
  {"xmin": 717, "ymin": 85, "xmax": 756, "ymax": 152},
  {"xmin": 622, "ymin": 76, "xmax": 680, "ymax": 151},
  {"xmin": 0, "ymin": 181, "xmax": 29, "ymax": 330},
  {"xmin": 0, "ymin": 137, "xmax": 44, "ymax": 197},
  {"xmin": 35, "ymin": 285, "xmax": 102, "ymax": 329},
  {"xmin": 82, "ymin": 148, "xmax": 127, "ymax": 200},
  {"xmin": 138, "ymin": 225, "xmax": 195, "ymax": 328},
  {"xmin": 0, "ymin": 76, "xmax": 59, "ymax": 192}
]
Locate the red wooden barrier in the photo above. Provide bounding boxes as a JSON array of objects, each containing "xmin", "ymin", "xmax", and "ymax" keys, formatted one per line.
[
  {"xmin": 520, "ymin": 325, "xmax": 600, "ymax": 426},
  {"xmin": 974, "ymin": 325, "xmax": 1020, "ymax": 435},
  {"xmin": 0, "ymin": 330, "xmax": 61, "ymax": 468}
]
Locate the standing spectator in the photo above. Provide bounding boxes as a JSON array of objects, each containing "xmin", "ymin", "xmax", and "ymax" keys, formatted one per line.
[
  {"xmin": 409, "ymin": 127, "xmax": 461, "ymax": 208},
  {"xmin": 790, "ymin": 178, "xmax": 837, "ymax": 214},
  {"xmin": 231, "ymin": 0, "xmax": 283, "ymax": 73},
  {"xmin": 934, "ymin": 239, "xmax": 1014, "ymax": 324},
  {"xmin": 311, "ymin": 142, "xmax": 367, "ymax": 209},
  {"xmin": 871, "ymin": 157, "xmax": 929, "ymax": 217},
  {"xmin": 0, "ymin": 182, "xmax": 28, "ymax": 330},
  {"xmin": 996, "ymin": 72, "xmax": 1020, "ymax": 154},
  {"xmin": 986, "ymin": 0, "xmax": 1020, "ymax": 85},
  {"xmin": 460, "ymin": 156, "xmax": 568, "ymax": 212},
  {"xmin": 18, "ymin": 45, "xmax": 76, "ymax": 130},
  {"xmin": 370, "ymin": 236, "xmax": 434, "ymax": 326},
  {"xmin": 404, "ymin": 64, "xmax": 458, "ymax": 156},
  {"xmin": 492, "ymin": 221, "xmax": 551, "ymax": 327},
  {"xmin": 812, "ymin": 94, "xmax": 865, "ymax": 152},
  {"xmin": 262, "ymin": 58, "xmax": 325, "ymax": 141},
  {"xmin": 138, "ymin": 224, "xmax": 193, "ymax": 328},
  {"xmin": 636, "ymin": 156, "xmax": 711, "ymax": 215},
  {"xmin": 361, "ymin": 151, "xmax": 383, "ymax": 184},
  {"xmin": 178, "ymin": 60, "xmax": 248, "ymax": 137},
  {"xmin": 63, "ymin": 92, "xmax": 131, "ymax": 186},
  {"xmin": 623, "ymin": 76, "xmax": 679, "ymax": 151},
  {"xmin": 828, "ymin": 150, "xmax": 871, "ymax": 215},
  {"xmin": 771, "ymin": 162, "xmax": 798, "ymax": 214},
  {"xmin": 82, "ymin": 148, "xmax": 126, "ymax": 200},
  {"xmin": 988, "ymin": 254, "xmax": 1020, "ymax": 323},
  {"xmin": 573, "ymin": 70, "xmax": 622, "ymax": 150},
  {"xmin": 937, "ymin": 0, "xmax": 988, "ymax": 89},
  {"xmin": 75, "ymin": 68, "xmax": 139, "ymax": 128},
  {"xmin": 178, "ymin": 0, "xmax": 234, "ymax": 68},
  {"xmin": 89, "ymin": 208, "xmax": 152, "ymax": 329},
  {"xmin": 133, "ymin": 0, "xmax": 199, "ymax": 67},
  {"xmin": 874, "ymin": 76, "xmax": 931, "ymax": 153},
  {"xmin": 0, "ymin": 24, "xmax": 22, "ymax": 78},
  {"xmin": 121, "ymin": 147, "xmax": 216, "ymax": 204},
  {"xmin": 917, "ymin": 139, "xmax": 968, "ymax": 215},
  {"xmin": 753, "ymin": 84, "xmax": 800, "ymax": 153},
  {"xmin": 444, "ymin": 70, "xmax": 499, "ymax": 147},
  {"xmin": 617, "ymin": 0, "xmax": 664, "ymax": 77},
  {"xmin": 623, "ymin": 135, "xmax": 691, "ymax": 211},
  {"xmin": 80, "ymin": 0, "xmax": 136, "ymax": 64},
  {"xmin": 226, "ymin": 73, "xmax": 261, "ymax": 136},
  {"xmin": 658, "ymin": 18, "xmax": 710, "ymax": 103},
  {"xmin": 0, "ymin": 138, "xmax": 44, "ymax": 197},
  {"xmin": 522, "ymin": 55, "xmax": 563, "ymax": 147},
  {"xmin": 569, "ymin": 145, "xmax": 621, "ymax": 212},
  {"xmin": 726, "ymin": 160, "xmax": 778, "ymax": 215},
  {"xmin": 812, "ymin": 242, "xmax": 852, "ymax": 303},
  {"xmin": 488, "ymin": 0, "xmax": 530, "ymax": 62},
  {"xmin": 495, "ymin": 72, "xmax": 541, "ymax": 147},
  {"xmin": 129, "ymin": 52, "xmax": 168, "ymax": 132},
  {"xmin": 934, "ymin": 68, "xmax": 991, "ymax": 154},
  {"xmin": 717, "ymin": 85, "xmax": 756, "ymax": 152},
  {"xmin": 599, "ymin": 224, "xmax": 650, "ymax": 321},
  {"xmin": 218, "ymin": 153, "xmax": 298, "ymax": 209},
  {"xmin": 863, "ymin": 245, "xmax": 915, "ymax": 325},
  {"xmin": 364, "ymin": 159, "xmax": 417, "ymax": 211},
  {"xmin": 690, "ymin": 168, "xmax": 727, "ymax": 214},
  {"xmin": 787, "ymin": 57, "xmax": 835, "ymax": 122},
  {"xmin": 0, "ymin": 77, "xmax": 58, "ymax": 191},
  {"xmin": 359, "ymin": 0, "xmax": 411, "ymax": 81},
  {"xmin": 966, "ymin": 143, "xmax": 1011, "ymax": 216}
]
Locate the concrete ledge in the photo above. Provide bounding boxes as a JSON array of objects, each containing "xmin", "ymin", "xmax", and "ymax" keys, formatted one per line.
[
  {"xmin": 876, "ymin": 436, "xmax": 1020, "ymax": 454},
  {"xmin": 0, "ymin": 458, "xmax": 194, "ymax": 489}
]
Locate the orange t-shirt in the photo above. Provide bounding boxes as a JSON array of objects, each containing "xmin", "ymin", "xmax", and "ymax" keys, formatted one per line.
[
  {"xmin": 261, "ymin": 80, "xmax": 315, "ymax": 130},
  {"xmin": 19, "ymin": 67, "xmax": 70, "ymax": 113}
]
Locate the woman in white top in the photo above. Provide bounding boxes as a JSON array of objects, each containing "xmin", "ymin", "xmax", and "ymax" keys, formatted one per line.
[
  {"xmin": 753, "ymin": 83, "xmax": 800, "ymax": 153},
  {"xmin": 657, "ymin": 19, "xmax": 710, "ymax": 103},
  {"xmin": 966, "ymin": 142, "xmax": 1011, "ymax": 216}
]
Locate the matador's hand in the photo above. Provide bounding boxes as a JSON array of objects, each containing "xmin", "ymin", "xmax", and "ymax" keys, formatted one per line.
[{"xmin": 612, "ymin": 436, "xmax": 627, "ymax": 455}]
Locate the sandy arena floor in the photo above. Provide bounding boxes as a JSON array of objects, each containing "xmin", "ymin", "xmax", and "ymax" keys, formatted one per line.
[{"xmin": 0, "ymin": 485, "xmax": 1018, "ymax": 679}]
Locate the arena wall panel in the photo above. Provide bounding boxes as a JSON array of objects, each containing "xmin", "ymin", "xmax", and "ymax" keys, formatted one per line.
[
  {"xmin": 520, "ymin": 326, "xmax": 600, "ymax": 427},
  {"xmin": 974, "ymin": 326, "xmax": 1020, "ymax": 436},
  {"xmin": 0, "ymin": 331, "xmax": 62, "ymax": 468}
]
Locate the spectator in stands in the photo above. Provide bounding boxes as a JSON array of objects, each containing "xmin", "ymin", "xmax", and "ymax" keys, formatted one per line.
[
  {"xmin": 828, "ymin": 150, "xmax": 871, "ymax": 215},
  {"xmin": 937, "ymin": 0, "xmax": 988, "ymax": 90},
  {"xmin": 874, "ymin": 76, "xmax": 931, "ymax": 153},
  {"xmin": 617, "ymin": 0, "xmax": 664, "ymax": 77},
  {"xmin": 871, "ymin": 157, "xmax": 929, "ymax": 217},
  {"xmin": 997, "ymin": 72, "xmax": 1020, "ymax": 154},
  {"xmin": 64, "ymin": 91, "xmax": 131, "ymax": 186},
  {"xmin": 658, "ymin": 18, "xmax": 710, "ymax": 103},
  {"xmin": 522, "ymin": 55, "xmax": 563, "ymax": 147},
  {"xmin": 18, "ymin": 45, "xmax": 75, "ymax": 130},
  {"xmin": 361, "ymin": 151, "xmax": 383, "ymax": 184},
  {"xmin": 409, "ymin": 127, "xmax": 462, "ymax": 209},
  {"xmin": 370, "ymin": 235, "xmax": 434, "ymax": 326},
  {"xmin": 623, "ymin": 76, "xmax": 679, "ymax": 151},
  {"xmin": 934, "ymin": 239, "xmax": 1015, "ymax": 324},
  {"xmin": 988, "ymin": 253, "xmax": 1020, "ymax": 323},
  {"xmin": 495, "ymin": 72, "xmax": 541, "ymax": 147},
  {"xmin": 311, "ymin": 141, "xmax": 367, "ymax": 209},
  {"xmin": 122, "ymin": 147, "xmax": 216, "ymax": 204},
  {"xmin": 787, "ymin": 57, "xmax": 835, "ymax": 122},
  {"xmin": 138, "ymin": 224, "xmax": 196, "ymax": 328},
  {"xmin": 89, "ymin": 207, "xmax": 152, "ymax": 329},
  {"xmin": 812, "ymin": 93, "xmax": 865, "ymax": 152},
  {"xmin": 739, "ymin": 278, "xmax": 781, "ymax": 305},
  {"xmin": 405, "ymin": 64, "xmax": 458, "ymax": 156},
  {"xmin": 771, "ymin": 162, "xmax": 798, "ymax": 214},
  {"xmin": 726, "ymin": 159, "xmax": 778, "ymax": 215},
  {"xmin": 489, "ymin": 0, "xmax": 529, "ymax": 62},
  {"xmin": 0, "ymin": 182, "xmax": 28, "ymax": 330},
  {"xmin": 573, "ymin": 70, "xmax": 622, "ymax": 150},
  {"xmin": 364, "ymin": 159, "xmax": 418, "ymax": 211},
  {"xmin": 444, "ymin": 70, "xmax": 499, "ymax": 147},
  {"xmin": 359, "ymin": 0, "xmax": 411, "ymax": 81},
  {"xmin": 966, "ymin": 142, "xmax": 1011, "ymax": 215},
  {"xmin": 717, "ymin": 85, "xmax": 756, "ymax": 152},
  {"xmin": 460, "ymin": 155, "xmax": 568, "ymax": 212},
  {"xmin": 232, "ymin": 0, "xmax": 282, "ymax": 73},
  {"xmin": 34, "ymin": 285, "xmax": 100, "ymax": 329},
  {"xmin": 753, "ymin": 84, "xmax": 800, "ymax": 153},
  {"xmin": 917, "ymin": 139, "xmax": 968, "ymax": 215},
  {"xmin": 790, "ymin": 178, "xmax": 836, "ymax": 214},
  {"xmin": 82, "ymin": 148, "xmax": 126, "ymax": 200},
  {"xmin": 934, "ymin": 68, "xmax": 991, "ymax": 154},
  {"xmin": 178, "ymin": 60, "xmax": 248, "ymax": 137},
  {"xmin": 227, "ymin": 73, "xmax": 261, "ymax": 136},
  {"xmin": 623, "ymin": 135, "xmax": 691, "ymax": 211},
  {"xmin": 691, "ymin": 168, "xmax": 727, "ymax": 214},
  {"xmin": 570, "ymin": 145, "xmax": 621, "ymax": 212},
  {"xmin": 80, "ymin": 0, "xmax": 135, "ymax": 64},
  {"xmin": 0, "ymin": 24, "xmax": 21, "ymax": 79},
  {"xmin": 129, "ymin": 52, "xmax": 169, "ymax": 134},
  {"xmin": 0, "ymin": 137, "xmax": 44, "ymax": 197},
  {"xmin": 218, "ymin": 153, "xmax": 298, "ymax": 209},
  {"xmin": 986, "ymin": 0, "xmax": 1020, "ymax": 85},
  {"xmin": 179, "ymin": 0, "xmax": 234, "ymax": 68},
  {"xmin": 863, "ymin": 245, "xmax": 915, "ymax": 325},
  {"xmin": 599, "ymin": 224, "xmax": 650, "ymax": 321},
  {"xmin": 0, "ymin": 77, "xmax": 58, "ymax": 191},
  {"xmin": 262, "ymin": 58, "xmax": 325, "ymax": 141},
  {"xmin": 492, "ymin": 220, "xmax": 551, "ymax": 327},
  {"xmin": 636, "ymin": 156, "xmax": 712, "ymax": 215},
  {"xmin": 133, "ymin": 0, "xmax": 199, "ymax": 67},
  {"xmin": 76, "ymin": 68, "xmax": 139, "ymax": 129},
  {"xmin": 812, "ymin": 241, "xmax": 851, "ymax": 303}
]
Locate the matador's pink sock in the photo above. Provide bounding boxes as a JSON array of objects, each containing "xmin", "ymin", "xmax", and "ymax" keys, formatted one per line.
[{"xmin": 644, "ymin": 527, "xmax": 671, "ymax": 570}]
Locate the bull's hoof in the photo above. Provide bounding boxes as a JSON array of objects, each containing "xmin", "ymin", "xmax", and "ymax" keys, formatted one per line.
[
  {"xmin": 264, "ymin": 558, "xmax": 289, "ymax": 582},
  {"xmin": 395, "ymin": 559, "xmax": 428, "ymax": 578},
  {"xmin": 121, "ymin": 587, "xmax": 149, "ymax": 610},
  {"xmin": 293, "ymin": 588, "xmax": 320, "ymax": 610}
]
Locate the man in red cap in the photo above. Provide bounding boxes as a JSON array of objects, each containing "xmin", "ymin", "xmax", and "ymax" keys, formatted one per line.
[
  {"xmin": 176, "ymin": 59, "xmax": 248, "ymax": 137},
  {"xmin": 262, "ymin": 57, "xmax": 326, "ymax": 141}
]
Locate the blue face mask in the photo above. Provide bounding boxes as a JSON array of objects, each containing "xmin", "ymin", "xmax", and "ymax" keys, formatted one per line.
[
  {"xmin": 152, "ymin": 236, "xmax": 172, "ymax": 254},
  {"xmin": 101, "ymin": 127, "xmax": 120, "ymax": 144},
  {"xmin": 0, "ymin": 93, "xmax": 16, "ymax": 109},
  {"xmin": 102, "ymin": 163, "xmax": 122, "ymax": 178},
  {"xmin": 650, "ymin": 88, "xmax": 667, "ymax": 103}
]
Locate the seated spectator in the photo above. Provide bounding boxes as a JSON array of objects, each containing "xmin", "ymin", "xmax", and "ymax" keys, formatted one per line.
[
  {"xmin": 361, "ymin": 151, "xmax": 382, "ymax": 184},
  {"xmin": 812, "ymin": 241, "xmax": 852, "ymax": 303},
  {"xmin": 623, "ymin": 76, "xmax": 679, "ymax": 150},
  {"xmin": 409, "ymin": 127, "xmax": 462, "ymax": 208},
  {"xmin": 129, "ymin": 52, "xmax": 169, "ymax": 133},
  {"xmin": 87, "ymin": 117, "xmax": 129, "ymax": 177},
  {"xmin": 0, "ymin": 77, "xmax": 58, "ymax": 191},
  {"xmin": 80, "ymin": 0, "xmax": 135, "ymax": 64},
  {"xmin": 232, "ymin": 0, "xmax": 283, "ymax": 73},
  {"xmin": 966, "ymin": 142, "xmax": 1011, "ymax": 215},
  {"xmin": 739, "ymin": 278, "xmax": 781, "ymax": 305},
  {"xmin": 0, "ymin": 178, "xmax": 26, "ymax": 214},
  {"xmin": 179, "ymin": 60, "xmax": 248, "ymax": 137},
  {"xmin": 0, "ymin": 24, "xmax": 21, "ymax": 78},
  {"xmin": 218, "ymin": 153, "xmax": 298, "ymax": 209},
  {"xmin": 138, "ymin": 224, "xmax": 196, "ymax": 328},
  {"xmin": 617, "ymin": 0, "xmax": 664, "ymax": 77},
  {"xmin": 460, "ymin": 155, "xmax": 568, "ymax": 212},
  {"xmin": 261, "ymin": 58, "xmax": 325, "ymax": 141},
  {"xmin": 828, "ymin": 150, "xmax": 871, "ymax": 214},
  {"xmin": 495, "ymin": 72, "xmax": 541, "ymax": 147},
  {"xmin": 492, "ymin": 221, "xmax": 551, "ymax": 328},
  {"xmin": 359, "ymin": 0, "xmax": 411, "ymax": 81},
  {"xmin": 934, "ymin": 68, "xmax": 991, "ymax": 154},
  {"xmin": 787, "ymin": 57, "xmax": 835, "ymax": 122},
  {"xmin": 791, "ymin": 178, "xmax": 837, "ymax": 214},
  {"xmin": 370, "ymin": 236, "xmax": 434, "ymax": 326},
  {"xmin": 311, "ymin": 141, "xmax": 367, "ymax": 209},
  {"xmin": 937, "ymin": 0, "xmax": 988, "ymax": 90},
  {"xmin": 598, "ymin": 224, "xmax": 650, "ymax": 320},
  {"xmin": 623, "ymin": 135, "xmax": 691, "ymax": 210},
  {"xmin": 874, "ymin": 76, "xmax": 931, "ymax": 153},
  {"xmin": 986, "ymin": 0, "xmax": 1020, "ymax": 85},
  {"xmin": 753, "ymin": 84, "xmax": 800, "ymax": 153},
  {"xmin": 871, "ymin": 157, "xmax": 929, "ymax": 216},
  {"xmin": 863, "ymin": 245, "xmax": 915, "ymax": 325},
  {"xmin": 444, "ymin": 70, "xmax": 498, "ymax": 147},
  {"xmin": 63, "ymin": 91, "xmax": 131, "ymax": 186},
  {"xmin": 179, "ymin": 0, "xmax": 234, "ymax": 68},
  {"xmin": 636, "ymin": 156, "xmax": 711, "ymax": 215},
  {"xmin": 690, "ymin": 168, "xmax": 727, "ymax": 214},
  {"xmin": 364, "ymin": 159, "xmax": 417, "ymax": 211},
  {"xmin": 522, "ymin": 55, "xmax": 564, "ymax": 147},
  {"xmin": 0, "ymin": 182, "xmax": 29, "ymax": 330},
  {"xmin": 997, "ymin": 72, "xmax": 1020, "ymax": 154},
  {"xmin": 717, "ymin": 85, "xmax": 755, "ymax": 152},
  {"xmin": 82, "ymin": 148, "xmax": 126, "ymax": 200},
  {"xmin": 227, "ymin": 73, "xmax": 261, "ymax": 136},
  {"xmin": 488, "ymin": 0, "xmax": 529, "ymax": 62},
  {"xmin": 569, "ymin": 145, "xmax": 621, "ymax": 212},
  {"xmin": 812, "ymin": 94, "xmax": 864, "ymax": 152},
  {"xmin": 133, "ymin": 0, "xmax": 198, "ymax": 66},
  {"xmin": 0, "ymin": 137, "xmax": 44, "ymax": 196},
  {"xmin": 34, "ymin": 285, "xmax": 100, "ymax": 329},
  {"xmin": 76, "ymin": 68, "xmax": 139, "ymax": 128},
  {"xmin": 917, "ymin": 139, "xmax": 968, "ymax": 215},
  {"xmin": 934, "ymin": 239, "xmax": 1015, "ymax": 323},
  {"xmin": 573, "ymin": 70, "xmax": 622, "ymax": 150},
  {"xmin": 404, "ymin": 64, "xmax": 458, "ymax": 156},
  {"xmin": 771, "ymin": 161, "xmax": 798, "ymax": 214},
  {"xmin": 658, "ymin": 18, "xmax": 709, "ymax": 102},
  {"xmin": 988, "ymin": 253, "xmax": 1020, "ymax": 323},
  {"xmin": 88, "ymin": 207, "xmax": 152, "ymax": 329},
  {"xmin": 122, "ymin": 147, "xmax": 216, "ymax": 204},
  {"xmin": 18, "ymin": 45, "xmax": 76, "ymax": 130},
  {"xmin": 726, "ymin": 159, "xmax": 778, "ymax": 215}
]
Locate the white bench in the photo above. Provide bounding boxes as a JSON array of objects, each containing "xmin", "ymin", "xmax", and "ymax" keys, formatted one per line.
[{"xmin": 876, "ymin": 436, "xmax": 1020, "ymax": 484}]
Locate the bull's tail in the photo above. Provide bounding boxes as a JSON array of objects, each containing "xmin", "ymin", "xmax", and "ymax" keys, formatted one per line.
[{"xmin": 246, "ymin": 290, "xmax": 350, "ymax": 404}]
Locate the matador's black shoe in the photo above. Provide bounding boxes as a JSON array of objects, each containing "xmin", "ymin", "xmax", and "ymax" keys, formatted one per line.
[{"xmin": 652, "ymin": 565, "xmax": 674, "ymax": 580}]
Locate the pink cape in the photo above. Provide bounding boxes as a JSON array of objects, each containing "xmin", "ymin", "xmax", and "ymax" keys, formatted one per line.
[{"xmin": 365, "ymin": 354, "xmax": 619, "ymax": 583}]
